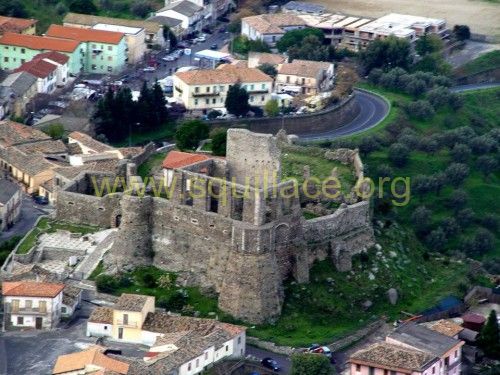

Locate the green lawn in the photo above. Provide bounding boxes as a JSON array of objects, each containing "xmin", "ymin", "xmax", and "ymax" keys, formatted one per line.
[
  {"xmin": 16, "ymin": 218, "xmax": 100, "ymax": 254},
  {"xmin": 455, "ymin": 50, "xmax": 500, "ymax": 78},
  {"xmin": 137, "ymin": 152, "xmax": 167, "ymax": 179},
  {"xmin": 113, "ymin": 123, "xmax": 176, "ymax": 148}
]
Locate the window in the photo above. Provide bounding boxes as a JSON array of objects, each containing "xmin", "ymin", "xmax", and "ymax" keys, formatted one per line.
[
  {"xmin": 384, "ymin": 370, "xmax": 388, "ymax": 375},
  {"xmin": 261, "ymin": 95, "xmax": 265, "ymax": 101},
  {"xmin": 432, "ymin": 366, "xmax": 436, "ymax": 374},
  {"xmin": 21, "ymin": 48, "xmax": 25, "ymax": 54},
  {"xmin": 108, "ymin": 45, "xmax": 112, "ymax": 51},
  {"xmin": 195, "ymin": 87, "xmax": 200, "ymax": 93},
  {"xmin": 237, "ymin": 336, "xmax": 241, "ymax": 344},
  {"xmin": 108, "ymin": 56, "xmax": 112, "ymax": 61},
  {"xmin": 61, "ymin": 306, "xmax": 67, "ymax": 313},
  {"xmin": 368, "ymin": 367, "xmax": 375, "ymax": 375},
  {"xmin": 454, "ymin": 350, "xmax": 458, "ymax": 358},
  {"xmin": 92, "ymin": 44, "xmax": 96, "ymax": 49},
  {"xmin": 261, "ymin": 83, "xmax": 266, "ymax": 89},
  {"xmin": 355, "ymin": 364, "xmax": 361, "ymax": 372},
  {"xmin": 3, "ymin": 57, "xmax": 8, "ymax": 62},
  {"xmin": 21, "ymin": 59, "xmax": 25, "ymax": 64},
  {"xmin": 205, "ymin": 98, "xmax": 209, "ymax": 104},
  {"xmin": 188, "ymin": 362, "xmax": 191, "ymax": 371},
  {"xmin": 206, "ymin": 86, "xmax": 210, "ymax": 93},
  {"xmin": 25, "ymin": 300, "xmax": 32, "ymax": 309},
  {"xmin": 91, "ymin": 64, "xmax": 96, "ymax": 70},
  {"xmin": 286, "ymin": 76, "xmax": 290, "ymax": 83},
  {"xmin": 194, "ymin": 99, "xmax": 198, "ymax": 105},
  {"xmin": 196, "ymin": 359, "xmax": 199, "ymax": 367},
  {"xmin": 219, "ymin": 85, "xmax": 224, "ymax": 92},
  {"xmin": 123, "ymin": 314, "xmax": 129, "ymax": 325},
  {"xmin": 204, "ymin": 352, "xmax": 208, "ymax": 360},
  {"xmin": 249, "ymin": 96, "xmax": 254, "ymax": 102},
  {"xmin": 250, "ymin": 84, "xmax": 254, "ymax": 90},
  {"xmin": 107, "ymin": 66, "xmax": 112, "ymax": 72},
  {"xmin": 17, "ymin": 316, "xmax": 24, "ymax": 325},
  {"xmin": 225, "ymin": 345, "xmax": 229, "ymax": 352}
]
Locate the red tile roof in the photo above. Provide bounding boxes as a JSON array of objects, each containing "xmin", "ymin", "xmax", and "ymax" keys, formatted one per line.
[
  {"xmin": 53, "ymin": 346, "xmax": 130, "ymax": 374},
  {"xmin": 33, "ymin": 51, "xmax": 69, "ymax": 65},
  {"xmin": 0, "ymin": 32, "xmax": 80, "ymax": 52},
  {"xmin": 2, "ymin": 281, "xmax": 65, "ymax": 298},
  {"xmin": 15, "ymin": 58, "xmax": 57, "ymax": 78},
  {"xmin": 0, "ymin": 16, "xmax": 36, "ymax": 34},
  {"xmin": 162, "ymin": 151, "xmax": 210, "ymax": 169},
  {"xmin": 46, "ymin": 24, "xmax": 125, "ymax": 44}
]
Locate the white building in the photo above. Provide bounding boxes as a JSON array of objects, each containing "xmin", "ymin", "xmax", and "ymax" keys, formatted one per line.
[
  {"xmin": 86, "ymin": 293, "xmax": 246, "ymax": 375},
  {"xmin": 173, "ymin": 64, "xmax": 274, "ymax": 111},
  {"xmin": 2, "ymin": 281, "xmax": 65, "ymax": 330},
  {"xmin": 156, "ymin": 1, "xmax": 204, "ymax": 35},
  {"xmin": 241, "ymin": 13, "xmax": 306, "ymax": 47},
  {"xmin": 0, "ymin": 178, "xmax": 21, "ymax": 231},
  {"xmin": 92, "ymin": 23, "xmax": 147, "ymax": 64},
  {"xmin": 14, "ymin": 51, "xmax": 69, "ymax": 94}
]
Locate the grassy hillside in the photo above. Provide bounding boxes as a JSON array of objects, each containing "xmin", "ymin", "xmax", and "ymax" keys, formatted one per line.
[{"xmin": 455, "ymin": 50, "xmax": 500, "ymax": 78}]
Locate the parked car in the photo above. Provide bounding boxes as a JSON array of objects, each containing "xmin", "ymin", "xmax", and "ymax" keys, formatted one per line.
[
  {"xmin": 306, "ymin": 344, "xmax": 335, "ymax": 362},
  {"xmin": 34, "ymin": 196, "xmax": 49, "ymax": 205},
  {"xmin": 195, "ymin": 34, "xmax": 207, "ymax": 43},
  {"xmin": 162, "ymin": 55, "xmax": 176, "ymax": 62},
  {"xmin": 143, "ymin": 66, "xmax": 156, "ymax": 72},
  {"xmin": 261, "ymin": 358, "xmax": 280, "ymax": 372},
  {"xmin": 210, "ymin": 43, "xmax": 218, "ymax": 50}
]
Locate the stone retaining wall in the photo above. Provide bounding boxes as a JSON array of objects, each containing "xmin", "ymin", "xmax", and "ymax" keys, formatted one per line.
[{"xmin": 207, "ymin": 94, "xmax": 360, "ymax": 136}]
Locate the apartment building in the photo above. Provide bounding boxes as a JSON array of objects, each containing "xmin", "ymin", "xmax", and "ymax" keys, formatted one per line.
[
  {"xmin": 0, "ymin": 32, "xmax": 81, "ymax": 74},
  {"xmin": 2, "ymin": 281, "xmax": 65, "ymax": 330},
  {"xmin": 241, "ymin": 13, "xmax": 306, "ymax": 47},
  {"xmin": 0, "ymin": 16, "xmax": 37, "ymax": 36},
  {"xmin": 276, "ymin": 59, "xmax": 334, "ymax": 95},
  {"xmin": 297, "ymin": 12, "xmax": 448, "ymax": 52},
  {"xmin": 173, "ymin": 65, "xmax": 273, "ymax": 110},
  {"xmin": 46, "ymin": 25, "xmax": 127, "ymax": 74},
  {"xmin": 15, "ymin": 51, "xmax": 69, "ymax": 94},
  {"xmin": 0, "ymin": 178, "xmax": 21, "ymax": 231},
  {"xmin": 63, "ymin": 12, "xmax": 165, "ymax": 49}
]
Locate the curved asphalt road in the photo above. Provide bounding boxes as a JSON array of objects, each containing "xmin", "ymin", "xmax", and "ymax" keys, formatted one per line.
[{"xmin": 299, "ymin": 82, "xmax": 500, "ymax": 141}]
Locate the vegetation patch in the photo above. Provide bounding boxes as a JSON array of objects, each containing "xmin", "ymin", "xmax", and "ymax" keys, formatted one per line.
[
  {"xmin": 455, "ymin": 50, "xmax": 500, "ymax": 78},
  {"xmin": 137, "ymin": 152, "xmax": 167, "ymax": 179},
  {"xmin": 95, "ymin": 266, "xmax": 219, "ymax": 317}
]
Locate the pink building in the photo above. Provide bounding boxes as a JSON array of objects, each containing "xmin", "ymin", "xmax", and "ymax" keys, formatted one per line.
[{"xmin": 349, "ymin": 342, "xmax": 439, "ymax": 375}]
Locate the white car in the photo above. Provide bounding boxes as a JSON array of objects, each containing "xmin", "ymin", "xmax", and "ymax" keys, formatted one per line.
[
  {"xmin": 195, "ymin": 35, "xmax": 206, "ymax": 43},
  {"xmin": 162, "ymin": 55, "xmax": 176, "ymax": 62},
  {"xmin": 143, "ymin": 66, "xmax": 156, "ymax": 72}
]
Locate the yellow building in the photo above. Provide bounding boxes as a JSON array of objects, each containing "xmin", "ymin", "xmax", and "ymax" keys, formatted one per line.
[
  {"xmin": 111, "ymin": 294, "xmax": 155, "ymax": 343},
  {"xmin": 0, "ymin": 16, "xmax": 37, "ymax": 36},
  {"xmin": 276, "ymin": 59, "xmax": 334, "ymax": 96},
  {"xmin": 173, "ymin": 65, "xmax": 274, "ymax": 111}
]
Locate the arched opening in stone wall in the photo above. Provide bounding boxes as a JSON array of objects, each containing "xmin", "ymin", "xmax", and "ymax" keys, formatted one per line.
[{"xmin": 114, "ymin": 215, "xmax": 122, "ymax": 228}]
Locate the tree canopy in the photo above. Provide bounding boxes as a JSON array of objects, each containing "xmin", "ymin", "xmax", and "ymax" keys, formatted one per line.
[
  {"xmin": 477, "ymin": 310, "xmax": 500, "ymax": 359},
  {"xmin": 360, "ymin": 35, "xmax": 412, "ymax": 72},
  {"xmin": 277, "ymin": 28, "xmax": 324, "ymax": 53},
  {"xmin": 69, "ymin": 0, "xmax": 97, "ymax": 14},
  {"xmin": 291, "ymin": 353, "xmax": 333, "ymax": 375},
  {"xmin": 225, "ymin": 82, "xmax": 250, "ymax": 116},
  {"xmin": 258, "ymin": 63, "xmax": 278, "ymax": 78},
  {"xmin": 288, "ymin": 35, "xmax": 332, "ymax": 62},
  {"xmin": 175, "ymin": 120, "xmax": 209, "ymax": 151},
  {"xmin": 211, "ymin": 129, "xmax": 227, "ymax": 156}
]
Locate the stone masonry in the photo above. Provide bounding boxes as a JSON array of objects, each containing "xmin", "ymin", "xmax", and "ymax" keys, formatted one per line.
[{"xmin": 55, "ymin": 129, "xmax": 374, "ymax": 324}]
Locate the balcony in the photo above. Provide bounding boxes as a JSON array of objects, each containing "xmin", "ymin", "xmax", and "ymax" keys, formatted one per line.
[
  {"xmin": 193, "ymin": 90, "xmax": 220, "ymax": 97},
  {"xmin": 8, "ymin": 307, "xmax": 48, "ymax": 315},
  {"xmin": 246, "ymin": 88, "xmax": 269, "ymax": 94},
  {"xmin": 116, "ymin": 320, "xmax": 139, "ymax": 328}
]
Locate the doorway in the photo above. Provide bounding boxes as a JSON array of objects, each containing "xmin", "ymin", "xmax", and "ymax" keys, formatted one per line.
[
  {"xmin": 118, "ymin": 327, "xmax": 124, "ymax": 339},
  {"xmin": 35, "ymin": 317, "xmax": 43, "ymax": 329}
]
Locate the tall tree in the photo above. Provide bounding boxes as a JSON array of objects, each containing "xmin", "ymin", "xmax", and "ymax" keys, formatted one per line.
[
  {"xmin": 277, "ymin": 28, "xmax": 324, "ymax": 53},
  {"xmin": 291, "ymin": 353, "xmax": 332, "ymax": 375},
  {"xmin": 175, "ymin": 120, "xmax": 209, "ymax": 151},
  {"xmin": 415, "ymin": 34, "xmax": 443, "ymax": 56},
  {"xmin": 163, "ymin": 26, "xmax": 178, "ymax": 50},
  {"xmin": 360, "ymin": 35, "xmax": 412, "ymax": 72},
  {"xmin": 225, "ymin": 82, "xmax": 250, "ymax": 116},
  {"xmin": 151, "ymin": 81, "xmax": 169, "ymax": 128},
  {"xmin": 477, "ymin": 310, "xmax": 500, "ymax": 359}
]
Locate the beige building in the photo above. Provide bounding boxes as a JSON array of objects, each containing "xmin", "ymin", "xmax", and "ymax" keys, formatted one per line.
[
  {"xmin": 173, "ymin": 65, "xmax": 274, "ymax": 111},
  {"xmin": 53, "ymin": 345, "xmax": 130, "ymax": 374},
  {"xmin": 2, "ymin": 281, "xmax": 65, "ymax": 330},
  {"xmin": 241, "ymin": 13, "xmax": 306, "ymax": 47},
  {"xmin": 63, "ymin": 12, "xmax": 165, "ymax": 50},
  {"xmin": 247, "ymin": 52, "xmax": 287, "ymax": 69},
  {"xmin": 0, "ymin": 178, "xmax": 21, "ymax": 231},
  {"xmin": 276, "ymin": 59, "xmax": 334, "ymax": 95},
  {"xmin": 0, "ymin": 16, "xmax": 37, "ymax": 36}
]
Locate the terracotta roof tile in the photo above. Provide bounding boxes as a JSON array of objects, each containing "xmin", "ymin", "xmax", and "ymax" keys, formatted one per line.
[
  {"xmin": 350, "ymin": 342, "xmax": 438, "ymax": 372},
  {"xmin": 15, "ymin": 58, "xmax": 58, "ymax": 79},
  {"xmin": 249, "ymin": 52, "xmax": 287, "ymax": 66},
  {"xmin": 52, "ymin": 346, "xmax": 129, "ymax": 374},
  {"xmin": 0, "ymin": 16, "xmax": 36, "ymax": 34},
  {"xmin": 2, "ymin": 281, "xmax": 65, "ymax": 298},
  {"xmin": 114, "ymin": 293, "xmax": 150, "ymax": 312},
  {"xmin": 175, "ymin": 65, "xmax": 272, "ymax": 85},
  {"xmin": 0, "ymin": 32, "xmax": 80, "ymax": 53},
  {"xmin": 0, "ymin": 120, "xmax": 50, "ymax": 146},
  {"xmin": 278, "ymin": 59, "xmax": 332, "ymax": 78},
  {"xmin": 46, "ymin": 24, "xmax": 125, "ymax": 44},
  {"xmin": 423, "ymin": 320, "xmax": 464, "ymax": 337},
  {"xmin": 89, "ymin": 306, "xmax": 114, "ymax": 324},
  {"xmin": 68, "ymin": 131, "xmax": 114, "ymax": 153},
  {"xmin": 162, "ymin": 151, "xmax": 210, "ymax": 169},
  {"xmin": 33, "ymin": 51, "xmax": 70, "ymax": 65},
  {"xmin": 242, "ymin": 14, "xmax": 306, "ymax": 34},
  {"xmin": 63, "ymin": 12, "xmax": 161, "ymax": 34}
]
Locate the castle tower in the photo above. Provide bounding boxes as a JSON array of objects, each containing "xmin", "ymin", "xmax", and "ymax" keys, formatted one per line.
[{"xmin": 104, "ymin": 195, "xmax": 154, "ymax": 272}]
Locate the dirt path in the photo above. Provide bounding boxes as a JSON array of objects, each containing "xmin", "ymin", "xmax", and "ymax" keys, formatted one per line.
[{"xmin": 305, "ymin": 0, "xmax": 500, "ymax": 38}]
